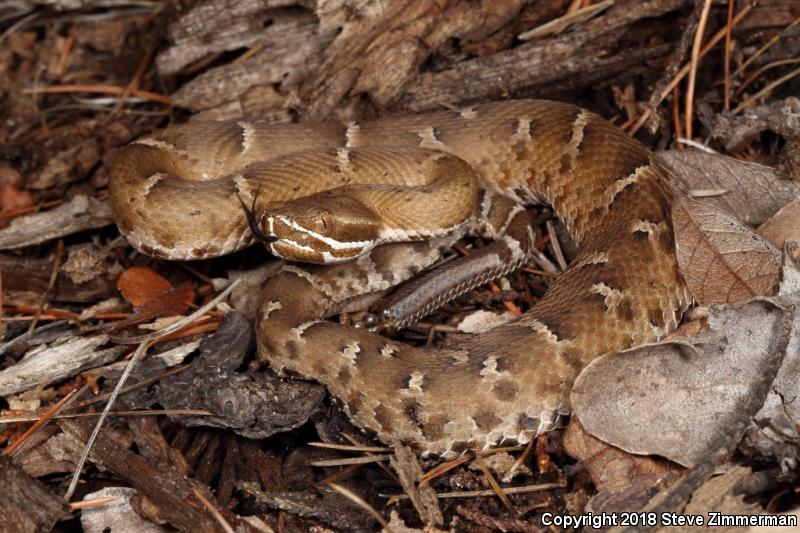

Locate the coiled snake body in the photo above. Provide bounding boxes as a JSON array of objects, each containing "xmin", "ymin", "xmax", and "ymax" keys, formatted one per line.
[{"xmin": 111, "ymin": 100, "xmax": 690, "ymax": 456}]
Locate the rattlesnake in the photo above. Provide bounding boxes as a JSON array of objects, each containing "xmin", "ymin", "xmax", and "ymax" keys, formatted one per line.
[{"xmin": 111, "ymin": 99, "xmax": 691, "ymax": 456}]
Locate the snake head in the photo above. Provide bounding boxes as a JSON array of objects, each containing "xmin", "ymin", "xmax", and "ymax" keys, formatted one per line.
[{"xmin": 259, "ymin": 193, "xmax": 382, "ymax": 264}]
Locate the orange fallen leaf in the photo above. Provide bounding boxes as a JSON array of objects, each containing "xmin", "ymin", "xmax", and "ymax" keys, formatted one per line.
[
  {"xmin": 0, "ymin": 167, "xmax": 35, "ymax": 211},
  {"xmin": 111, "ymin": 267, "xmax": 195, "ymax": 332},
  {"xmin": 117, "ymin": 266, "xmax": 176, "ymax": 307}
]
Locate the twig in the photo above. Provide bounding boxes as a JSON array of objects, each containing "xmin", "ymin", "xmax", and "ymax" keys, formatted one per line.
[
  {"xmin": 420, "ymin": 455, "xmax": 472, "ymax": 486},
  {"xmin": 309, "ymin": 442, "xmax": 390, "ymax": 453},
  {"xmin": 2, "ymin": 379, "xmax": 90, "ymax": 457},
  {"xmin": 518, "ymin": 0, "xmax": 614, "ymax": 41},
  {"xmin": 28, "ymin": 239, "xmax": 64, "ymax": 334},
  {"xmin": 111, "ymin": 46, "xmax": 156, "ymax": 117},
  {"xmin": 732, "ymin": 66, "xmax": 800, "ymax": 114},
  {"xmin": 676, "ymin": 137, "xmax": 717, "ymax": 152},
  {"xmin": 731, "ymin": 16, "xmax": 800, "ymax": 78},
  {"xmin": 0, "ymin": 408, "xmax": 211, "ymax": 423},
  {"xmin": 503, "ymin": 438, "xmax": 535, "ymax": 483},
  {"xmin": 69, "ymin": 496, "xmax": 121, "ymax": 511},
  {"xmin": 734, "ymin": 58, "xmax": 800, "ymax": 98},
  {"xmin": 328, "ymin": 483, "xmax": 390, "ymax": 531},
  {"xmin": 23, "ymin": 84, "xmax": 172, "ymax": 105},
  {"xmin": 545, "ymin": 220, "xmax": 568, "ymax": 271},
  {"xmin": 310, "ymin": 455, "xmax": 392, "ymax": 467},
  {"xmin": 386, "ymin": 481, "xmax": 566, "ymax": 500},
  {"xmin": 643, "ymin": 0, "xmax": 704, "ymax": 129},
  {"xmin": 0, "ymin": 11, "xmax": 38, "ymax": 46},
  {"xmin": 64, "ymin": 339, "xmax": 149, "ymax": 500},
  {"xmin": 473, "ymin": 456, "xmax": 514, "ymax": 510},
  {"xmin": 723, "ymin": 0, "xmax": 735, "ymax": 110},
  {"xmin": 684, "ymin": 0, "xmax": 713, "ymax": 141},
  {"xmin": 672, "ymin": 85, "xmax": 683, "ymax": 146},
  {"xmin": 192, "ymin": 487, "xmax": 235, "ymax": 533},
  {"xmin": 628, "ymin": 1, "xmax": 754, "ymax": 135},
  {"xmin": 52, "ymin": 28, "xmax": 74, "ymax": 80}
]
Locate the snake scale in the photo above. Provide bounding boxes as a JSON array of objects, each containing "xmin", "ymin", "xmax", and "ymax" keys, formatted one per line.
[{"xmin": 111, "ymin": 100, "xmax": 691, "ymax": 456}]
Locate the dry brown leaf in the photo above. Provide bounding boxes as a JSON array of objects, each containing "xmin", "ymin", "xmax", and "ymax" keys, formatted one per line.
[
  {"xmin": 660, "ymin": 149, "xmax": 800, "ymax": 226},
  {"xmin": 757, "ymin": 196, "xmax": 800, "ymax": 254},
  {"xmin": 673, "ymin": 195, "xmax": 781, "ymax": 305},
  {"xmin": 653, "ymin": 466, "xmax": 761, "ymax": 533},
  {"xmin": 563, "ymin": 420, "xmax": 683, "ymax": 514}
]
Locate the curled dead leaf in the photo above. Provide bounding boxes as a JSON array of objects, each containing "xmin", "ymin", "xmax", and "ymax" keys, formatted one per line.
[{"xmin": 572, "ymin": 297, "xmax": 793, "ymax": 467}]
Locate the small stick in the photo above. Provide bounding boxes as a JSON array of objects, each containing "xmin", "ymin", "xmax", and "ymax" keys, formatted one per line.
[
  {"xmin": 732, "ymin": 16, "xmax": 800, "ymax": 78},
  {"xmin": 310, "ymin": 455, "xmax": 392, "ymax": 467},
  {"xmin": 69, "ymin": 496, "xmax": 121, "ymax": 511},
  {"xmin": 328, "ymin": 483, "xmax": 390, "ymax": 531},
  {"xmin": 23, "ymin": 84, "xmax": 172, "ymax": 105},
  {"xmin": 684, "ymin": 0, "xmax": 713, "ymax": 141},
  {"xmin": 628, "ymin": 2, "xmax": 753, "ymax": 135},
  {"xmin": 723, "ymin": 0, "xmax": 735, "ymax": 110},
  {"xmin": 387, "ymin": 481, "xmax": 566, "ymax": 500},
  {"xmin": 473, "ymin": 456, "xmax": 514, "ymax": 510},
  {"xmin": 28, "ymin": 239, "xmax": 64, "ymax": 333}
]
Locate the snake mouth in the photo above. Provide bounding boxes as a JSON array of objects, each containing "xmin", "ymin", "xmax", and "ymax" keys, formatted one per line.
[
  {"xmin": 268, "ymin": 237, "xmax": 369, "ymax": 264},
  {"xmin": 261, "ymin": 214, "xmax": 378, "ymax": 264}
]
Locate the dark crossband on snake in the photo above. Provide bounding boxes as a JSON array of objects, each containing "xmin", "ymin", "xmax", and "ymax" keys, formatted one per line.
[{"xmin": 110, "ymin": 99, "xmax": 691, "ymax": 457}]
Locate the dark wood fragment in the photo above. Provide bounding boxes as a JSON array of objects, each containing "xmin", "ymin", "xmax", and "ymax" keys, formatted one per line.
[
  {"xmin": 153, "ymin": 312, "xmax": 326, "ymax": 439},
  {"xmin": 400, "ymin": 0, "xmax": 688, "ymax": 112},
  {"xmin": 58, "ymin": 419, "xmax": 261, "ymax": 533},
  {"xmin": 390, "ymin": 443, "xmax": 443, "ymax": 526},
  {"xmin": 0, "ymin": 456, "xmax": 71, "ymax": 533},
  {"xmin": 237, "ymin": 480, "xmax": 377, "ymax": 532}
]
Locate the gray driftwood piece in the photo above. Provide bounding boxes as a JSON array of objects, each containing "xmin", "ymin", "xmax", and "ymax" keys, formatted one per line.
[
  {"xmin": 0, "ymin": 195, "xmax": 113, "ymax": 251},
  {"xmin": 0, "ymin": 334, "xmax": 124, "ymax": 397}
]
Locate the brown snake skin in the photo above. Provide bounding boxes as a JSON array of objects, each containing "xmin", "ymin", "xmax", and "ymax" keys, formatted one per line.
[{"xmin": 111, "ymin": 100, "xmax": 692, "ymax": 456}]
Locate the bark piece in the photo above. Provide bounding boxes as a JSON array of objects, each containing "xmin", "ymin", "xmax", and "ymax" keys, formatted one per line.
[
  {"xmin": 81, "ymin": 487, "xmax": 169, "ymax": 533},
  {"xmin": 0, "ymin": 455, "xmax": 71, "ymax": 533},
  {"xmin": 653, "ymin": 466, "xmax": 761, "ymax": 533},
  {"xmin": 390, "ymin": 443, "xmax": 443, "ymax": 526},
  {"xmin": 0, "ymin": 247, "xmax": 119, "ymax": 303},
  {"xmin": 237, "ymin": 480, "xmax": 377, "ymax": 532},
  {"xmin": 168, "ymin": 10, "xmax": 330, "ymax": 112},
  {"xmin": 0, "ymin": 334, "xmax": 124, "ymax": 397},
  {"xmin": 0, "ymin": 196, "xmax": 113, "ymax": 251},
  {"xmin": 295, "ymin": 0, "xmax": 531, "ymax": 117},
  {"xmin": 58, "ymin": 419, "xmax": 260, "ymax": 532},
  {"xmin": 399, "ymin": 0, "xmax": 687, "ymax": 112},
  {"xmin": 156, "ymin": 1, "xmax": 314, "ymax": 75},
  {"xmin": 703, "ymin": 97, "xmax": 800, "ymax": 152},
  {"xmin": 154, "ymin": 312, "xmax": 326, "ymax": 438}
]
